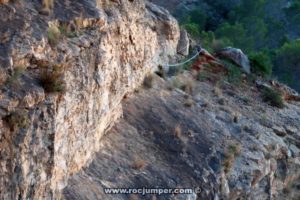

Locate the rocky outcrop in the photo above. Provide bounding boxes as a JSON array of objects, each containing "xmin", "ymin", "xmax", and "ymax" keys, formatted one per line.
[
  {"xmin": 0, "ymin": 0, "xmax": 179, "ymax": 199},
  {"xmin": 216, "ymin": 47, "xmax": 251, "ymax": 74},
  {"xmin": 177, "ymin": 29, "xmax": 190, "ymax": 56}
]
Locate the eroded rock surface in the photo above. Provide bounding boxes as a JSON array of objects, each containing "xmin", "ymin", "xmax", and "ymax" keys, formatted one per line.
[
  {"xmin": 177, "ymin": 29, "xmax": 190, "ymax": 56},
  {"xmin": 64, "ymin": 74, "xmax": 300, "ymax": 200}
]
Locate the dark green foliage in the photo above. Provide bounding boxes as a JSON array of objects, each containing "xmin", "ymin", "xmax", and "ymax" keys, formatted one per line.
[
  {"xmin": 181, "ymin": 23, "xmax": 201, "ymax": 38},
  {"xmin": 280, "ymin": 72, "xmax": 294, "ymax": 86},
  {"xmin": 228, "ymin": 66, "xmax": 243, "ymax": 85},
  {"xmin": 243, "ymin": 17, "xmax": 267, "ymax": 49},
  {"xmin": 262, "ymin": 87, "xmax": 284, "ymax": 108},
  {"xmin": 198, "ymin": 31, "xmax": 215, "ymax": 52},
  {"xmin": 215, "ymin": 23, "xmax": 254, "ymax": 53},
  {"xmin": 231, "ymin": 0, "xmax": 266, "ymax": 21},
  {"xmin": 222, "ymin": 143, "xmax": 241, "ymax": 174},
  {"xmin": 180, "ymin": 9, "xmax": 207, "ymax": 38},
  {"xmin": 181, "ymin": 9, "xmax": 207, "ymax": 29},
  {"xmin": 284, "ymin": 1, "xmax": 300, "ymax": 23},
  {"xmin": 275, "ymin": 40, "xmax": 300, "ymax": 70},
  {"xmin": 273, "ymin": 40, "xmax": 300, "ymax": 90},
  {"xmin": 265, "ymin": 19, "xmax": 286, "ymax": 48},
  {"xmin": 198, "ymin": 31, "xmax": 232, "ymax": 52},
  {"xmin": 249, "ymin": 52, "xmax": 272, "ymax": 77},
  {"xmin": 3, "ymin": 109, "xmax": 30, "ymax": 131}
]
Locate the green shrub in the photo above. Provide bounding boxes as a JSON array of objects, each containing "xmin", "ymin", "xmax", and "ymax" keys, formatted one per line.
[
  {"xmin": 223, "ymin": 60, "xmax": 243, "ymax": 85},
  {"xmin": 273, "ymin": 40, "xmax": 300, "ymax": 90},
  {"xmin": 262, "ymin": 87, "xmax": 284, "ymax": 108},
  {"xmin": 199, "ymin": 31, "xmax": 215, "ymax": 51},
  {"xmin": 182, "ymin": 23, "xmax": 201, "ymax": 38},
  {"xmin": 249, "ymin": 51, "xmax": 272, "ymax": 77},
  {"xmin": 228, "ymin": 66, "xmax": 243, "ymax": 85},
  {"xmin": 179, "ymin": 9, "xmax": 207, "ymax": 36},
  {"xmin": 199, "ymin": 31, "xmax": 232, "ymax": 52},
  {"xmin": 185, "ymin": 9, "xmax": 207, "ymax": 29},
  {"xmin": 280, "ymin": 72, "xmax": 295, "ymax": 86},
  {"xmin": 275, "ymin": 40, "xmax": 300, "ymax": 71},
  {"xmin": 215, "ymin": 22, "xmax": 254, "ymax": 53}
]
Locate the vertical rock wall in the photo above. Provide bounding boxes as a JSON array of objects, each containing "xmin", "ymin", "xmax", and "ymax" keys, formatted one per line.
[{"xmin": 0, "ymin": 0, "xmax": 180, "ymax": 199}]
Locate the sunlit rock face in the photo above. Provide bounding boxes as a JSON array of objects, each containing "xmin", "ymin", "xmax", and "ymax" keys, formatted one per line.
[{"xmin": 0, "ymin": 0, "xmax": 179, "ymax": 199}]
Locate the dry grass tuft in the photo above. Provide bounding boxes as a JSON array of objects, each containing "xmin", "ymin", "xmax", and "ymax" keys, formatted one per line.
[
  {"xmin": 213, "ymin": 83, "xmax": 222, "ymax": 97},
  {"xmin": 181, "ymin": 80, "xmax": 194, "ymax": 95},
  {"xmin": 132, "ymin": 158, "xmax": 146, "ymax": 170},
  {"xmin": 222, "ymin": 143, "xmax": 242, "ymax": 174},
  {"xmin": 184, "ymin": 97, "xmax": 194, "ymax": 107},
  {"xmin": 262, "ymin": 87, "xmax": 284, "ymax": 108},
  {"xmin": 39, "ymin": 64, "xmax": 66, "ymax": 93},
  {"xmin": 40, "ymin": 0, "xmax": 54, "ymax": 15},
  {"xmin": 174, "ymin": 124, "xmax": 182, "ymax": 139},
  {"xmin": 47, "ymin": 24, "xmax": 61, "ymax": 47}
]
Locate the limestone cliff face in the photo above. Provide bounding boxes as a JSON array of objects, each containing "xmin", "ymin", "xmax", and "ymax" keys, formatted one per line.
[{"xmin": 0, "ymin": 0, "xmax": 179, "ymax": 199}]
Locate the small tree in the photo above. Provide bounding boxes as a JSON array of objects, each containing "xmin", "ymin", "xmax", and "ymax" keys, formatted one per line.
[
  {"xmin": 274, "ymin": 40, "xmax": 300, "ymax": 90},
  {"xmin": 215, "ymin": 23, "xmax": 254, "ymax": 53},
  {"xmin": 276, "ymin": 40, "xmax": 300, "ymax": 70},
  {"xmin": 262, "ymin": 87, "xmax": 284, "ymax": 108},
  {"xmin": 249, "ymin": 51, "xmax": 272, "ymax": 77},
  {"xmin": 182, "ymin": 23, "xmax": 201, "ymax": 38}
]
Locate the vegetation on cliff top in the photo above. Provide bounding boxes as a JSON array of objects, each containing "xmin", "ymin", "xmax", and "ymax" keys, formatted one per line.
[{"xmin": 176, "ymin": 0, "xmax": 300, "ymax": 91}]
